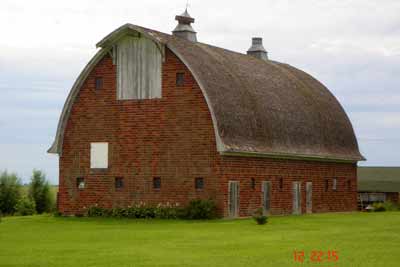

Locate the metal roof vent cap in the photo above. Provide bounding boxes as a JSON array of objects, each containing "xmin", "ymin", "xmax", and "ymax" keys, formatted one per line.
[
  {"xmin": 172, "ymin": 9, "xmax": 197, "ymax": 42},
  {"xmin": 247, "ymin": 37, "xmax": 268, "ymax": 61}
]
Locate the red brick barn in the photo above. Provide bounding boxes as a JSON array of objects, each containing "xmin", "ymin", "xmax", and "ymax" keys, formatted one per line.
[{"xmin": 48, "ymin": 11, "xmax": 365, "ymax": 217}]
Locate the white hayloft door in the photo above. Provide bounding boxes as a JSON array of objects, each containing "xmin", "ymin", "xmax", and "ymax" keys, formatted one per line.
[{"xmin": 116, "ymin": 36, "xmax": 162, "ymax": 100}]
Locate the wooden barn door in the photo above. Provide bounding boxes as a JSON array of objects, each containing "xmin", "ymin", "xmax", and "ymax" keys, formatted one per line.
[
  {"xmin": 292, "ymin": 181, "xmax": 302, "ymax": 215},
  {"xmin": 261, "ymin": 181, "xmax": 271, "ymax": 215},
  {"xmin": 228, "ymin": 181, "xmax": 239, "ymax": 218},
  {"xmin": 306, "ymin": 182, "xmax": 312, "ymax": 214}
]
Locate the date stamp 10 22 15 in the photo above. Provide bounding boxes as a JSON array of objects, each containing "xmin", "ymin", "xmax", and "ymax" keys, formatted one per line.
[{"xmin": 293, "ymin": 250, "xmax": 339, "ymax": 264}]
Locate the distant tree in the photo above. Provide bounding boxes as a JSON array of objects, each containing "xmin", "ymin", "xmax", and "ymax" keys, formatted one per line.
[
  {"xmin": 0, "ymin": 170, "xmax": 22, "ymax": 214},
  {"xmin": 28, "ymin": 170, "xmax": 53, "ymax": 214},
  {"xmin": 15, "ymin": 196, "xmax": 36, "ymax": 216}
]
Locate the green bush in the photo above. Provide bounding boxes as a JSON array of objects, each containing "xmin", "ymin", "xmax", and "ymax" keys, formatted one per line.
[
  {"xmin": 252, "ymin": 207, "xmax": 268, "ymax": 225},
  {"xmin": 372, "ymin": 201, "xmax": 399, "ymax": 212},
  {"xmin": 85, "ymin": 200, "xmax": 217, "ymax": 220},
  {"xmin": 15, "ymin": 197, "xmax": 36, "ymax": 216},
  {"xmin": 86, "ymin": 205, "xmax": 111, "ymax": 217},
  {"xmin": 0, "ymin": 171, "xmax": 22, "ymax": 215},
  {"xmin": 53, "ymin": 211, "xmax": 62, "ymax": 217},
  {"xmin": 154, "ymin": 203, "xmax": 180, "ymax": 219},
  {"xmin": 180, "ymin": 199, "xmax": 217, "ymax": 219},
  {"xmin": 372, "ymin": 202, "xmax": 386, "ymax": 212},
  {"xmin": 383, "ymin": 201, "xmax": 399, "ymax": 211},
  {"xmin": 86, "ymin": 202, "xmax": 180, "ymax": 219},
  {"xmin": 28, "ymin": 170, "xmax": 54, "ymax": 214},
  {"xmin": 86, "ymin": 205, "xmax": 157, "ymax": 219},
  {"xmin": 111, "ymin": 208, "xmax": 125, "ymax": 218}
]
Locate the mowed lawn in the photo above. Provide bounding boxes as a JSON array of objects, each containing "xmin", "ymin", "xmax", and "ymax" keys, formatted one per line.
[{"xmin": 1, "ymin": 212, "xmax": 400, "ymax": 267}]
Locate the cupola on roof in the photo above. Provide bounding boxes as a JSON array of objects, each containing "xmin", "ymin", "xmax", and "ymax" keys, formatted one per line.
[{"xmin": 172, "ymin": 8, "xmax": 197, "ymax": 42}]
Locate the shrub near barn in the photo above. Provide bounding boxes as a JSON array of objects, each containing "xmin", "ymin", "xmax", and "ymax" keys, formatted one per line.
[
  {"xmin": 85, "ymin": 199, "xmax": 217, "ymax": 219},
  {"xmin": 0, "ymin": 170, "xmax": 54, "ymax": 216},
  {"xmin": 28, "ymin": 170, "xmax": 53, "ymax": 214},
  {"xmin": 0, "ymin": 171, "xmax": 21, "ymax": 215}
]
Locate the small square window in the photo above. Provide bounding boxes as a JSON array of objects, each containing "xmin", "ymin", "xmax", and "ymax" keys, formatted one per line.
[
  {"xmin": 195, "ymin": 177, "xmax": 204, "ymax": 190},
  {"xmin": 332, "ymin": 178, "xmax": 337, "ymax": 191},
  {"xmin": 153, "ymin": 177, "xmax": 161, "ymax": 189},
  {"xmin": 325, "ymin": 179, "xmax": 329, "ymax": 192},
  {"xmin": 76, "ymin": 177, "xmax": 85, "ymax": 189},
  {"xmin": 115, "ymin": 177, "xmax": 124, "ymax": 189},
  {"xmin": 95, "ymin": 77, "xmax": 103, "ymax": 90},
  {"xmin": 176, "ymin": 73, "xmax": 185, "ymax": 87},
  {"xmin": 250, "ymin": 178, "xmax": 255, "ymax": 190}
]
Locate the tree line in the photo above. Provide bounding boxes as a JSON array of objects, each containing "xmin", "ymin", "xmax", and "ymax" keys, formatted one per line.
[{"xmin": 0, "ymin": 170, "xmax": 54, "ymax": 216}]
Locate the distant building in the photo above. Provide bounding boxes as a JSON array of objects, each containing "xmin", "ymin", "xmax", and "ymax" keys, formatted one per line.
[
  {"xmin": 358, "ymin": 167, "xmax": 400, "ymax": 209},
  {"xmin": 49, "ymin": 10, "xmax": 365, "ymax": 217}
]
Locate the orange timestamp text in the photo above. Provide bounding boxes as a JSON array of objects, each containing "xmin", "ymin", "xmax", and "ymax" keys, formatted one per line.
[{"xmin": 293, "ymin": 250, "xmax": 339, "ymax": 264}]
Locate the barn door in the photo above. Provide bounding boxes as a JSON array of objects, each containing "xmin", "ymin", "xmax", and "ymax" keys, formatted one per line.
[
  {"xmin": 292, "ymin": 181, "xmax": 302, "ymax": 215},
  {"xmin": 306, "ymin": 182, "xmax": 312, "ymax": 214},
  {"xmin": 262, "ymin": 181, "xmax": 271, "ymax": 215},
  {"xmin": 228, "ymin": 181, "xmax": 239, "ymax": 218}
]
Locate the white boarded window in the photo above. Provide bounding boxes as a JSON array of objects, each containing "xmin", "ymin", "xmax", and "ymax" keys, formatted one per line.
[
  {"xmin": 116, "ymin": 36, "xmax": 162, "ymax": 99},
  {"xmin": 90, "ymin": 142, "xmax": 108, "ymax": 169}
]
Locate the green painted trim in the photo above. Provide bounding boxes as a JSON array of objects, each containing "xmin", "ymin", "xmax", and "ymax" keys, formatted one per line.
[{"xmin": 220, "ymin": 150, "xmax": 364, "ymax": 163}]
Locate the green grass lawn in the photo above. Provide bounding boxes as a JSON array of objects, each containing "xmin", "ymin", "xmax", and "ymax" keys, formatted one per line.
[{"xmin": 1, "ymin": 212, "xmax": 400, "ymax": 267}]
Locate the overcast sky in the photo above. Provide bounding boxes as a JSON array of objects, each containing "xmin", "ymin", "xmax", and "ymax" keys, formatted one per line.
[{"xmin": 0, "ymin": 0, "xmax": 399, "ymax": 184}]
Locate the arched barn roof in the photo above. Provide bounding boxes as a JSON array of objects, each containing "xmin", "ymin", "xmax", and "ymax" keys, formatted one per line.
[{"xmin": 48, "ymin": 24, "xmax": 365, "ymax": 162}]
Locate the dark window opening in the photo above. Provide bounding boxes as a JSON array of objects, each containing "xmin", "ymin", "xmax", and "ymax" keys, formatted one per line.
[
  {"xmin": 347, "ymin": 179, "xmax": 351, "ymax": 191},
  {"xmin": 250, "ymin": 178, "xmax": 256, "ymax": 190},
  {"xmin": 195, "ymin": 177, "xmax": 204, "ymax": 190},
  {"xmin": 176, "ymin": 72, "xmax": 185, "ymax": 87},
  {"xmin": 115, "ymin": 177, "xmax": 124, "ymax": 189},
  {"xmin": 324, "ymin": 179, "xmax": 329, "ymax": 192},
  {"xmin": 153, "ymin": 177, "xmax": 161, "ymax": 189},
  {"xmin": 95, "ymin": 77, "xmax": 103, "ymax": 90},
  {"xmin": 279, "ymin": 177, "xmax": 283, "ymax": 191},
  {"xmin": 76, "ymin": 177, "xmax": 85, "ymax": 189}
]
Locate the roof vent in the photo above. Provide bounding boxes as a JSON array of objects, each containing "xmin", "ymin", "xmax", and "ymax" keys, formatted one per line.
[
  {"xmin": 247, "ymin": 37, "xmax": 268, "ymax": 61},
  {"xmin": 172, "ymin": 9, "xmax": 197, "ymax": 42}
]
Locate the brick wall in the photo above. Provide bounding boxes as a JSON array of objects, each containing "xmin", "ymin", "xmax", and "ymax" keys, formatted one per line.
[
  {"xmin": 217, "ymin": 157, "xmax": 357, "ymax": 217},
  {"xmin": 58, "ymin": 47, "xmax": 358, "ymax": 216}
]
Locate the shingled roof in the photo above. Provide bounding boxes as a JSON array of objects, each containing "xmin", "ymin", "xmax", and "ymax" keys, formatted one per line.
[
  {"xmin": 358, "ymin": 167, "xmax": 400, "ymax": 192},
  {"xmin": 48, "ymin": 24, "xmax": 365, "ymax": 162}
]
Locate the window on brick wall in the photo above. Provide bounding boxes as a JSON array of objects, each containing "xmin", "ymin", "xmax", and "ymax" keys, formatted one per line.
[
  {"xmin": 195, "ymin": 177, "xmax": 204, "ymax": 190},
  {"xmin": 332, "ymin": 178, "xmax": 337, "ymax": 191},
  {"xmin": 90, "ymin": 142, "xmax": 108, "ymax": 169},
  {"xmin": 153, "ymin": 177, "xmax": 161, "ymax": 189},
  {"xmin": 279, "ymin": 177, "xmax": 283, "ymax": 191},
  {"xmin": 347, "ymin": 179, "xmax": 351, "ymax": 191},
  {"xmin": 115, "ymin": 177, "xmax": 124, "ymax": 189},
  {"xmin": 76, "ymin": 177, "xmax": 85, "ymax": 190},
  {"xmin": 250, "ymin": 178, "xmax": 256, "ymax": 190},
  {"xmin": 176, "ymin": 72, "xmax": 185, "ymax": 87},
  {"xmin": 325, "ymin": 179, "xmax": 329, "ymax": 192},
  {"xmin": 95, "ymin": 77, "xmax": 103, "ymax": 90}
]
